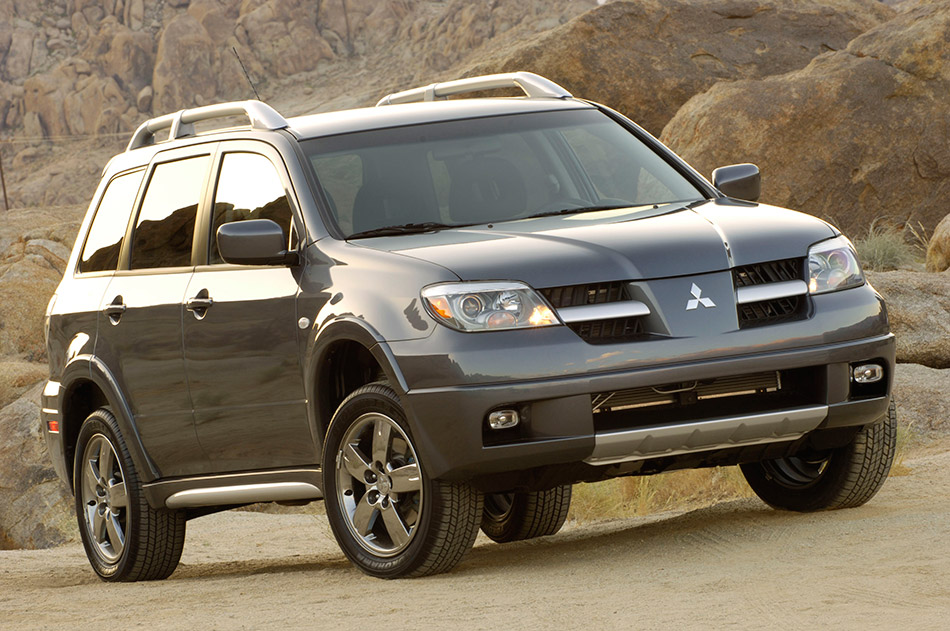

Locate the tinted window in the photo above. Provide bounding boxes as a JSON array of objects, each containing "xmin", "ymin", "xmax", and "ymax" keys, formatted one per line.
[
  {"xmin": 79, "ymin": 169, "xmax": 143, "ymax": 273},
  {"xmin": 130, "ymin": 155, "xmax": 210, "ymax": 270},
  {"xmin": 209, "ymin": 153, "xmax": 292, "ymax": 264}
]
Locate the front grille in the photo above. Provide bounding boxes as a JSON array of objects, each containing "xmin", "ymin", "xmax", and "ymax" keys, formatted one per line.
[
  {"xmin": 541, "ymin": 282, "xmax": 646, "ymax": 343},
  {"xmin": 738, "ymin": 295, "xmax": 806, "ymax": 327},
  {"xmin": 592, "ymin": 371, "xmax": 780, "ymax": 413},
  {"xmin": 568, "ymin": 317, "xmax": 644, "ymax": 343},
  {"xmin": 540, "ymin": 281, "xmax": 627, "ymax": 308},
  {"xmin": 733, "ymin": 258, "xmax": 804, "ymax": 288},
  {"xmin": 733, "ymin": 258, "xmax": 807, "ymax": 328}
]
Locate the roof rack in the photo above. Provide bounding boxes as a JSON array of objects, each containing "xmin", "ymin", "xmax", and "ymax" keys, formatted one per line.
[
  {"xmin": 126, "ymin": 100, "xmax": 288, "ymax": 151},
  {"xmin": 375, "ymin": 71, "xmax": 572, "ymax": 107}
]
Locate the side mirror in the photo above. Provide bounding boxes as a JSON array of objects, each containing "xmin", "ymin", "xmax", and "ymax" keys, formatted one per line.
[
  {"xmin": 711, "ymin": 163, "xmax": 761, "ymax": 202},
  {"xmin": 217, "ymin": 219, "xmax": 298, "ymax": 266}
]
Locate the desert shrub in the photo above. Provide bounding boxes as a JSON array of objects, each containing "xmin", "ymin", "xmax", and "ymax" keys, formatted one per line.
[{"xmin": 852, "ymin": 221, "xmax": 917, "ymax": 271}]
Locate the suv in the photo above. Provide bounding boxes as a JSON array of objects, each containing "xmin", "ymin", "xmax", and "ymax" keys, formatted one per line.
[{"xmin": 42, "ymin": 72, "xmax": 896, "ymax": 581}]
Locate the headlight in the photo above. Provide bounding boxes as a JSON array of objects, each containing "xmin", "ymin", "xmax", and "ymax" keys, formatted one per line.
[
  {"xmin": 808, "ymin": 236, "xmax": 864, "ymax": 294},
  {"xmin": 421, "ymin": 282, "xmax": 559, "ymax": 332}
]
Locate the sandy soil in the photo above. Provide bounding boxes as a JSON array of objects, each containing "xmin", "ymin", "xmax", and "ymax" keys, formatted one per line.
[{"xmin": 2, "ymin": 445, "xmax": 948, "ymax": 631}]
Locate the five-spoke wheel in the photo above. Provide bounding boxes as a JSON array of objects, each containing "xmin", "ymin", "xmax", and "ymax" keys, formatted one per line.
[
  {"xmin": 323, "ymin": 384, "xmax": 482, "ymax": 578},
  {"xmin": 74, "ymin": 408, "xmax": 185, "ymax": 581}
]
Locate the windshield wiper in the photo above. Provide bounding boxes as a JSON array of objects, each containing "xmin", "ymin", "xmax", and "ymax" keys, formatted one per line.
[
  {"xmin": 524, "ymin": 204, "xmax": 636, "ymax": 219},
  {"xmin": 347, "ymin": 221, "xmax": 465, "ymax": 239}
]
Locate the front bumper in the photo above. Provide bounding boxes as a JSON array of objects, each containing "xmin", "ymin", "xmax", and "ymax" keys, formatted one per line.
[{"xmin": 399, "ymin": 332, "xmax": 895, "ymax": 481}]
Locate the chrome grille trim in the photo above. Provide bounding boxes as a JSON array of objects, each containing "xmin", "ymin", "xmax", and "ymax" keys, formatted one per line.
[
  {"xmin": 557, "ymin": 300, "xmax": 650, "ymax": 323},
  {"xmin": 736, "ymin": 280, "xmax": 808, "ymax": 305}
]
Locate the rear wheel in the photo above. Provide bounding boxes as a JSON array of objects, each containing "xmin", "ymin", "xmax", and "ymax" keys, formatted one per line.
[
  {"xmin": 741, "ymin": 399, "xmax": 897, "ymax": 512},
  {"xmin": 323, "ymin": 384, "xmax": 482, "ymax": 578},
  {"xmin": 74, "ymin": 408, "xmax": 186, "ymax": 581},
  {"xmin": 481, "ymin": 485, "xmax": 572, "ymax": 543}
]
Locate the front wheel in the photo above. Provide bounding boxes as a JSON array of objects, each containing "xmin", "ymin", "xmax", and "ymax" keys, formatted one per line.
[
  {"xmin": 741, "ymin": 399, "xmax": 897, "ymax": 512},
  {"xmin": 74, "ymin": 408, "xmax": 186, "ymax": 581},
  {"xmin": 322, "ymin": 384, "xmax": 482, "ymax": 578}
]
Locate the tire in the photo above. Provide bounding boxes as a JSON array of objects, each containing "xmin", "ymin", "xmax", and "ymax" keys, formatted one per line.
[
  {"xmin": 322, "ymin": 384, "xmax": 483, "ymax": 578},
  {"xmin": 740, "ymin": 399, "xmax": 897, "ymax": 512},
  {"xmin": 481, "ymin": 485, "xmax": 572, "ymax": 543},
  {"xmin": 74, "ymin": 408, "xmax": 186, "ymax": 581}
]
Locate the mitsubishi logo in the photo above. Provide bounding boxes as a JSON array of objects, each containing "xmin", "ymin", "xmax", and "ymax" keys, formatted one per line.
[{"xmin": 686, "ymin": 283, "xmax": 716, "ymax": 310}]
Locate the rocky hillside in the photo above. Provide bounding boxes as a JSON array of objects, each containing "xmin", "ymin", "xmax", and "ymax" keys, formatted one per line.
[{"xmin": 1, "ymin": 0, "xmax": 950, "ymax": 549}]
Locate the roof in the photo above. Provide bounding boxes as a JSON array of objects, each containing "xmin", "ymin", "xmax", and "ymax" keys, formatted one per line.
[{"xmin": 285, "ymin": 97, "xmax": 595, "ymax": 140}]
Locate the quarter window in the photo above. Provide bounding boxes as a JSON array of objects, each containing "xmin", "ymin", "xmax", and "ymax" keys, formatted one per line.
[
  {"xmin": 78, "ymin": 169, "xmax": 144, "ymax": 273},
  {"xmin": 209, "ymin": 153, "xmax": 293, "ymax": 264},
  {"xmin": 130, "ymin": 155, "xmax": 210, "ymax": 270}
]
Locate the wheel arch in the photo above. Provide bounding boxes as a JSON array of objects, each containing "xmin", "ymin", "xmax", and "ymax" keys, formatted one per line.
[
  {"xmin": 305, "ymin": 318, "xmax": 410, "ymax": 462},
  {"xmin": 60, "ymin": 355, "xmax": 159, "ymax": 489}
]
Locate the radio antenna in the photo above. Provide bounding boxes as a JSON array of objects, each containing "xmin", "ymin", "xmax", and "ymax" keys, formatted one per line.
[{"xmin": 232, "ymin": 47, "xmax": 261, "ymax": 101}]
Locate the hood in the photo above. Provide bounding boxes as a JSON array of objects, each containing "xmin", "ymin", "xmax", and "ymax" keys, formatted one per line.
[{"xmin": 358, "ymin": 199, "xmax": 836, "ymax": 287}]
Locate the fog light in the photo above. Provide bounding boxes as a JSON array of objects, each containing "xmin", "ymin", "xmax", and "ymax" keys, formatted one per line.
[
  {"xmin": 852, "ymin": 363, "xmax": 883, "ymax": 383},
  {"xmin": 488, "ymin": 409, "xmax": 519, "ymax": 430}
]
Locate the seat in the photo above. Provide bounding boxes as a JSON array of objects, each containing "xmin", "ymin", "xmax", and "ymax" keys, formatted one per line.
[{"xmin": 449, "ymin": 156, "xmax": 527, "ymax": 224}]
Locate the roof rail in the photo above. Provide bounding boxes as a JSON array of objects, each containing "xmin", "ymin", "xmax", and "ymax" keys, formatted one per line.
[
  {"xmin": 376, "ymin": 71, "xmax": 572, "ymax": 107},
  {"xmin": 126, "ymin": 100, "xmax": 289, "ymax": 151}
]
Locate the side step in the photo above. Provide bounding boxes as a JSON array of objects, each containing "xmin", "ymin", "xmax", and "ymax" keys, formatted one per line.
[
  {"xmin": 584, "ymin": 405, "xmax": 829, "ymax": 466},
  {"xmin": 165, "ymin": 482, "xmax": 322, "ymax": 509}
]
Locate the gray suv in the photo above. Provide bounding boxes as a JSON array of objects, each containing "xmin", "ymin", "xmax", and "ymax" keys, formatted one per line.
[{"xmin": 42, "ymin": 72, "xmax": 896, "ymax": 580}]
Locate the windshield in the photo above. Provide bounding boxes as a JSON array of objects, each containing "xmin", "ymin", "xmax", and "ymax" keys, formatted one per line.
[{"xmin": 301, "ymin": 109, "xmax": 705, "ymax": 238}]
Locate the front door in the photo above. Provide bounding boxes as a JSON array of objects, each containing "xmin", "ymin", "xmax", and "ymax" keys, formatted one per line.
[{"xmin": 182, "ymin": 146, "xmax": 313, "ymax": 471}]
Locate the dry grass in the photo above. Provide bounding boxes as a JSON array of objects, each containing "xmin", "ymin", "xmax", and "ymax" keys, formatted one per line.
[
  {"xmin": 852, "ymin": 221, "xmax": 921, "ymax": 271},
  {"xmin": 569, "ymin": 466, "xmax": 755, "ymax": 523}
]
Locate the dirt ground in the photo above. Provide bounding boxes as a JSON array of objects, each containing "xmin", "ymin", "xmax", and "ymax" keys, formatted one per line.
[{"xmin": 2, "ymin": 444, "xmax": 948, "ymax": 631}]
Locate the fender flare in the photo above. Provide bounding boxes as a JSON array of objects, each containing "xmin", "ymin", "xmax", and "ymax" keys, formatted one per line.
[
  {"xmin": 304, "ymin": 317, "xmax": 411, "ymax": 460},
  {"xmin": 60, "ymin": 354, "xmax": 160, "ymax": 485}
]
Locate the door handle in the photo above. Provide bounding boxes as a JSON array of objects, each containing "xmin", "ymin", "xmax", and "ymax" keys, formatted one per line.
[
  {"xmin": 102, "ymin": 297, "xmax": 126, "ymax": 324},
  {"xmin": 186, "ymin": 291, "xmax": 214, "ymax": 320},
  {"xmin": 186, "ymin": 297, "xmax": 214, "ymax": 311}
]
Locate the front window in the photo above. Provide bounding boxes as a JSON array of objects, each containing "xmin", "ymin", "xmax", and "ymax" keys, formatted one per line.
[{"xmin": 302, "ymin": 109, "xmax": 704, "ymax": 238}]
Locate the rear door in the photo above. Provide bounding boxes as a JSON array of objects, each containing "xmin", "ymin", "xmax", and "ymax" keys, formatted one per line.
[
  {"xmin": 182, "ymin": 141, "xmax": 312, "ymax": 471},
  {"xmin": 95, "ymin": 146, "xmax": 214, "ymax": 477}
]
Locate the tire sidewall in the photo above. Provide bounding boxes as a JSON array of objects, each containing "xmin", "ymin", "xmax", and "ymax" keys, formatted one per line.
[
  {"xmin": 74, "ymin": 409, "xmax": 138, "ymax": 580},
  {"xmin": 322, "ymin": 386, "xmax": 436, "ymax": 578}
]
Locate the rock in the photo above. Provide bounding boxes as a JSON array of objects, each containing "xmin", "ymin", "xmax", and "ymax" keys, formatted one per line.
[
  {"xmin": 466, "ymin": 0, "xmax": 894, "ymax": 135},
  {"xmin": 238, "ymin": 0, "xmax": 334, "ymax": 77},
  {"xmin": 63, "ymin": 75, "xmax": 126, "ymax": 135},
  {"xmin": 893, "ymin": 364, "xmax": 950, "ymax": 435},
  {"xmin": 55, "ymin": 17, "xmax": 71, "ymax": 30},
  {"xmin": 152, "ymin": 14, "xmax": 218, "ymax": 112},
  {"xmin": 926, "ymin": 213, "xmax": 950, "ymax": 272},
  {"xmin": 89, "ymin": 19, "xmax": 155, "ymax": 93},
  {"xmin": 661, "ymin": 2, "xmax": 950, "ymax": 238},
  {"xmin": 188, "ymin": 0, "xmax": 235, "ymax": 43},
  {"xmin": 136, "ymin": 84, "xmax": 152, "ymax": 112},
  {"xmin": 0, "ymin": 383, "xmax": 75, "ymax": 550},
  {"xmin": 0, "ymin": 361, "xmax": 47, "ymax": 410},
  {"xmin": 4, "ymin": 27, "xmax": 35, "ymax": 80},
  {"xmin": 866, "ymin": 270, "xmax": 950, "ymax": 369},
  {"xmin": 29, "ymin": 34, "xmax": 48, "ymax": 74},
  {"xmin": 152, "ymin": 13, "xmax": 246, "ymax": 112},
  {"xmin": 125, "ymin": 0, "xmax": 144, "ymax": 30}
]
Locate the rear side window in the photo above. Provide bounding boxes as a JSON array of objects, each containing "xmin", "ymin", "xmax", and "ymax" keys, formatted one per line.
[
  {"xmin": 209, "ymin": 152, "xmax": 293, "ymax": 264},
  {"xmin": 78, "ymin": 169, "xmax": 144, "ymax": 273},
  {"xmin": 130, "ymin": 155, "xmax": 210, "ymax": 270}
]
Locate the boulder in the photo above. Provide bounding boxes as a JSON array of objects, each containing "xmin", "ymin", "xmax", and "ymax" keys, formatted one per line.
[
  {"xmin": 3, "ymin": 27, "xmax": 35, "ymax": 81},
  {"xmin": 152, "ymin": 13, "xmax": 247, "ymax": 112},
  {"xmin": 238, "ymin": 0, "xmax": 334, "ymax": 77},
  {"xmin": 151, "ymin": 13, "xmax": 218, "ymax": 112},
  {"xmin": 466, "ymin": 0, "xmax": 894, "ymax": 135},
  {"xmin": 893, "ymin": 364, "xmax": 950, "ymax": 435},
  {"xmin": 866, "ymin": 270, "xmax": 950, "ymax": 369},
  {"xmin": 926, "ymin": 213, "xmax": 950, "ymax": 272},
  {"xmin": 0, "ymin": 383, "xmax": 75, "ymax": 550},
  {"xmin": 661, "ymin": 2, "xmax": 950, "ymax": 237}
]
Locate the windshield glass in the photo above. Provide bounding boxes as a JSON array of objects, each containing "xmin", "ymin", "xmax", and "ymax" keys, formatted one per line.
[{"xmin": 301, "ymin": 109, "xmax": 705, "ymax": 238}]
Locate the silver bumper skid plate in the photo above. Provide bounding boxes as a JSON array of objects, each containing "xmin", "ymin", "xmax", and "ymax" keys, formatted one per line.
[{"xmin": 584, "ymin": 405, "xmax": 829, "ymax": 466}]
